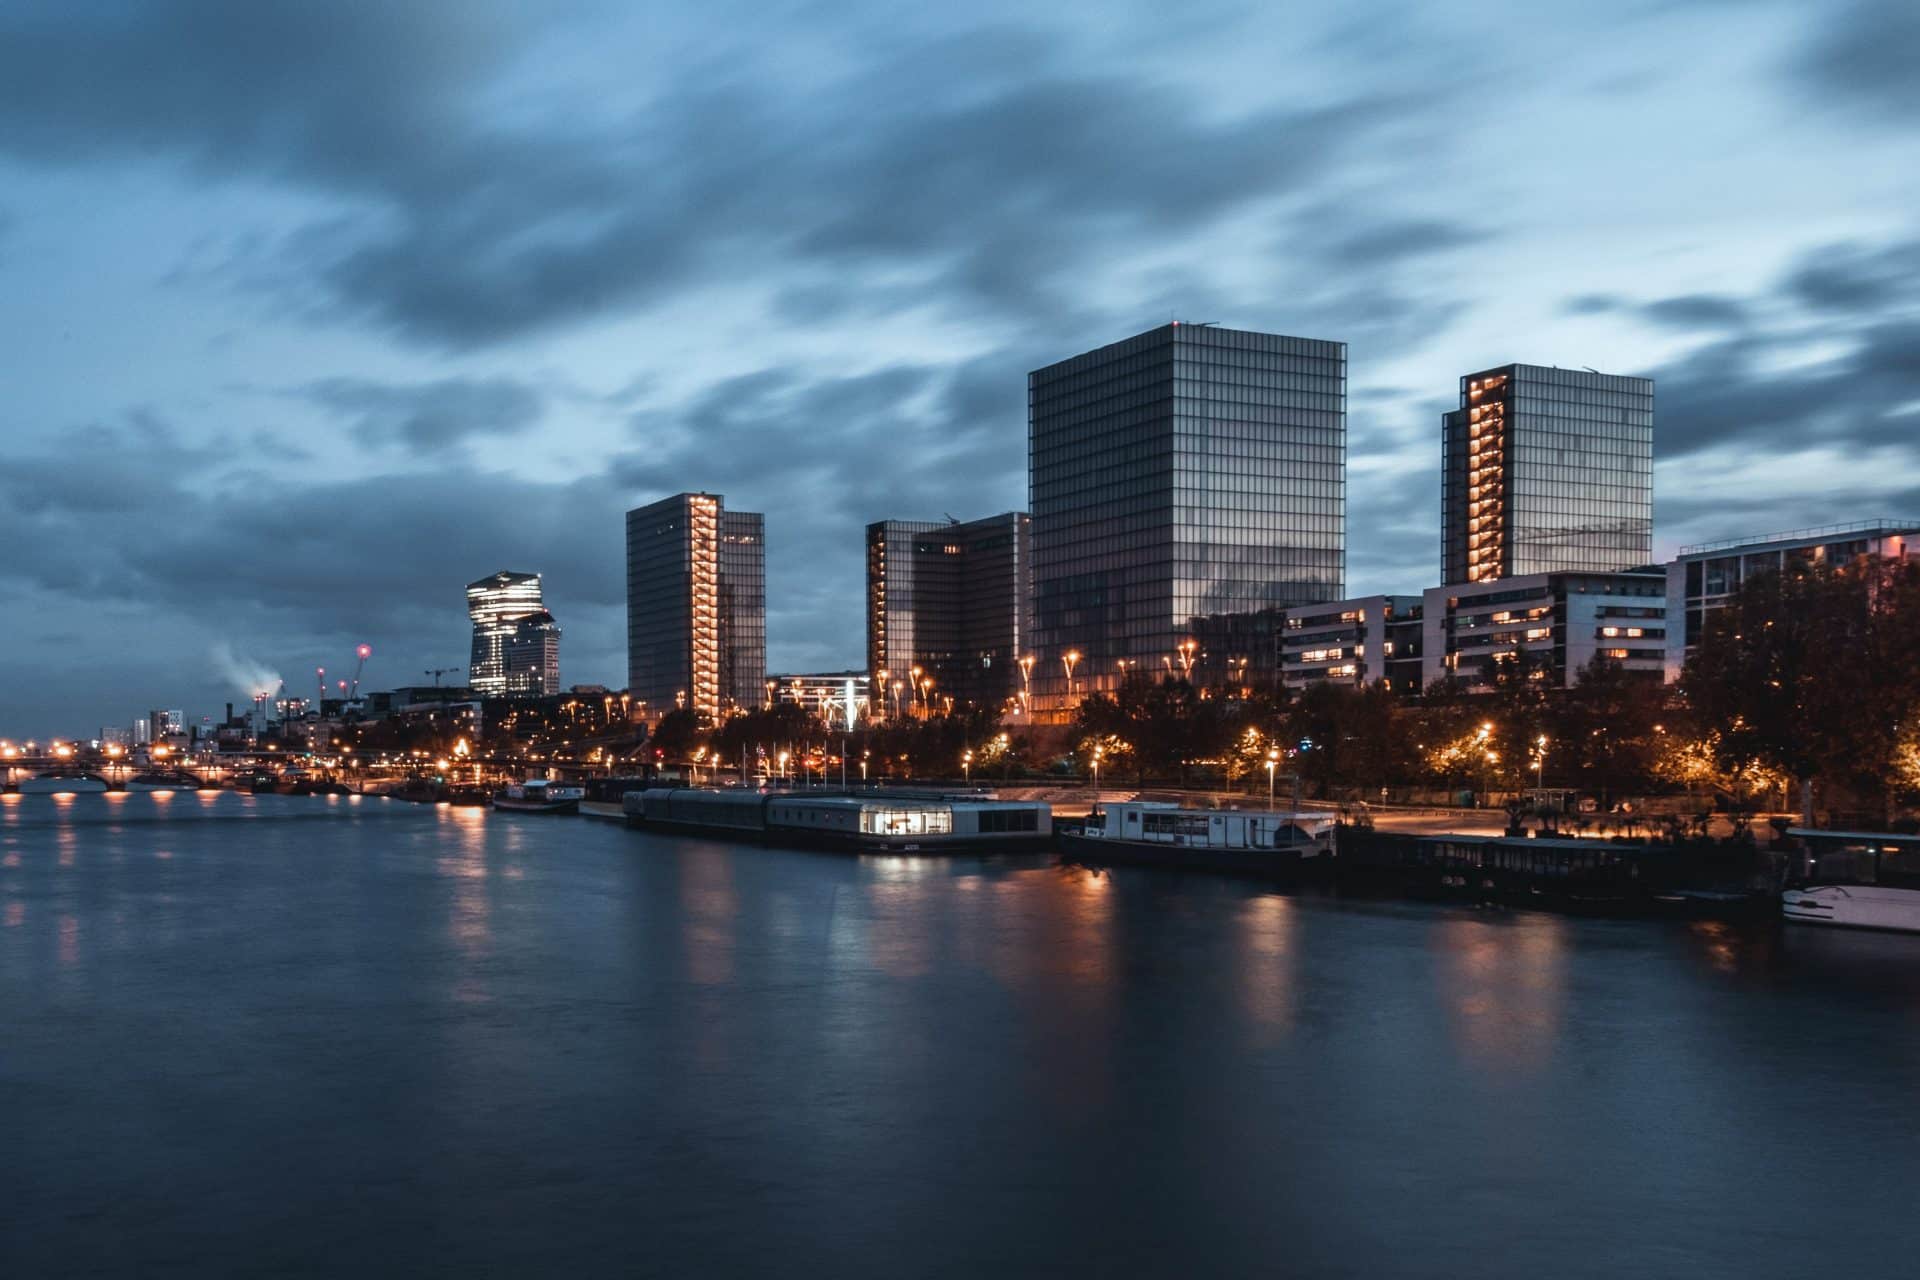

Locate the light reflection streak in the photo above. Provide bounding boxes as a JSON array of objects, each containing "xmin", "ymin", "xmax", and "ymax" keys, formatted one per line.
[
  {"xmin": 1432, "ymin": 915, "xmax": 1568, "ymax": 1069},
  {"xmin": 1238, "ymin": 893, "xmax": 1298, "ymax": 1036},
  {"xmin": 680, "ymin": 853, "xmax": 738, "ymax": 986}
]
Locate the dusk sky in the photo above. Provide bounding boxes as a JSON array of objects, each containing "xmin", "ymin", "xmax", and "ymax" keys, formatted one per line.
[{"xmin": 4, "ymin": 1, "xmax": 1918, "ymax": 736}]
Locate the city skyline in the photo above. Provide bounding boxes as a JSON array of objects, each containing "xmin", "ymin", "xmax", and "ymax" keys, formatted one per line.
[{"xmin": 5, "ymin": 3, "xmax": 1920, "ymax": 735}]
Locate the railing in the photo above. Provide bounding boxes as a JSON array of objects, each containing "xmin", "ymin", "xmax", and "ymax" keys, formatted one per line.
[{"xmin": 1679, "ymin": 518, "xmax": 1920, "ymax": 557}]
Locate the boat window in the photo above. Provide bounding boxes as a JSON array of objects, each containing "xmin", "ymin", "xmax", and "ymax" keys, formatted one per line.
[{"xmin": 859, "ymin": 807, "xmax": 953, "ymax": 836}]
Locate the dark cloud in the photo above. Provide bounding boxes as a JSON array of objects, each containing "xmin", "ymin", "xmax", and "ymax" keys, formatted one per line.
[
  {"xmin": 1640, "ymin": 293, "xmax": 1748, "ymax": 331},
  {"xmin": 301, "ymin": 375, "xmax": 544, "ymax": 451},
  {"xmin": 1325, "ymin": 218, "xmax": 1486, "ymax": 267},
  {"xmin": 0, "ymin": 8, "xmax": 1420, "ymax": 348},
  {"xmin": 1791, "ymin": 0, "xmax": 1920, "ymax": 122},
  {"xmin": 1563, "ymin": 294, "xmax": 1620, "ymax": 316},
  {"xmin": 1650, "ymin": 235, "xmax": 1920, "ymax": 458},
  {"xmin": 1785, "ymin": 240, "xmax": 1920, "ymax": 311}
]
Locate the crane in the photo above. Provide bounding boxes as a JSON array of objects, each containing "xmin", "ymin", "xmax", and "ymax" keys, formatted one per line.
[{"xmin": 424, "ymin": 666, "xmax": 463, "ymax": 687}]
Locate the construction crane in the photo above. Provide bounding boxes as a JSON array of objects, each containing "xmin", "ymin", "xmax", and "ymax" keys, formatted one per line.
[{"xmin": 424, "ymin": 666, "xmax": 463, "ymax": 687}]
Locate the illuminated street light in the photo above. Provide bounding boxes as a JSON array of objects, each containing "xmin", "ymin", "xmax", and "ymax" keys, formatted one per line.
[
  {"xmin": 1062, "ymin": 649, "xmax": 1082, "ymax": 703},
  {"xmin": 962, "ymin": 749, "xmax": 972, "ymax": 784},
  {"xmin": 1266, "ymin": 747, "xmax": 1279, "ymax": 806}
]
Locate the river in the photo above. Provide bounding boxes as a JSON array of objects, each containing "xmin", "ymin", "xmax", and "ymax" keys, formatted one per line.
[{"xmin": 1, "ymin": 791, "xmax": 1914, "ymax": 1277}]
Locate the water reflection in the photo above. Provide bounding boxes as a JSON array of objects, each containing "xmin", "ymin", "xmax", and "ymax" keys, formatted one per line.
[
  {"xmin": 1432, "ymin": 913, "xmax": 1568, "ymax": 1070},
  {"xmin": 679, "ymin": 851, "xmax": 738, "ymax": 986},
  {"xmin": 1238, "ymin": 893, "xmax": 1298, "ymax": 1037}
]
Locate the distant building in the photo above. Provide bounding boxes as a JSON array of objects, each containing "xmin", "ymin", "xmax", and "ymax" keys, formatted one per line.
[
  {"xmin": 1441, "ymin": 364, "xmax": 1653, "ymax": 585},
  {"xmin": 1280, "ymin": 595, "xmax": 1424, "ymax": 693},
  {"xmin": 502, "ymin": 610, "xmax": 562, "ymax": 697},
  {"xmin": 1423, "ymin": 570, "xmax": 1667, "ymax": 692},
  {"xmin": 626, "ymin": 492, "xmax": 766, "ymax": 720},
  {"xmin": 1029, "ymin": 322, "xmax": 1346, "ymax": 714},
  {"xmin": 1665, "ymin": 519, "xmax": 1920, "ymax": 680},
  {"xmin": 866, "ymin": 512, "xmax": 1031, "ymax": 713},
  {"xmin": 467, "ymin": 571, "xmax": 560, "ymax": 697}
]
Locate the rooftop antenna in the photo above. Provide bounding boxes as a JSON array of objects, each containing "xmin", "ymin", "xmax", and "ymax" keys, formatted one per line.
[{"xmin": 945, "ymin": 513, "xmax": 959, "ymax": 525}]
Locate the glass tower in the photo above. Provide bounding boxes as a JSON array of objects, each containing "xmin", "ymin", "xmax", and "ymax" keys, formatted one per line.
[
  {"xmin": 866, "ymin": 511, "xmax": 1031, "ymax": 714},
  {"xmin": 467, "ymin": 570, "xmax": 552, "ymax": 697},
  {"xmin": 1028, "ymin": 322, "xmax": 1346, "ymax": 711},
  {"xmin": 626, "ymin": 493, "xmax": 765, "ymax": 720},
  {"xmin": 1442, "ymin": 364, "xmax": 1653, "ymax": 585}
]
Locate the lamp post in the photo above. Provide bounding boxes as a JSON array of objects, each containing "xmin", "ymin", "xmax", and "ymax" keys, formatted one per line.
[
  {"xmin": 1177, "ymin": 639, "xmax": 1197, "ymax": 680},
  {"xmin": 1266, "ymin": 748, "xmax": 1278, "ymax": 807},
  {"xmin": 962, "ymin": 749, "xmax": 972, "ymax": 785},
  {"xmin": 1018, "ymin": 655, "xmax": 1035, "ymax": 720},
  {"xmin": 1534, "ymin": 734, "xmax": 1548, "ymax": 791},
  {"xmin": 1091, "ymin": 744, "xmax": 1102, "ymax": 800},
  {"xmin": 1062, "ymin": 649, "xmax": 1082, "ymax": 704}
]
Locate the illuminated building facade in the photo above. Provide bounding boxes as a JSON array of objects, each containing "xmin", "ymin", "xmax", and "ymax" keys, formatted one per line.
[
  {"xmin": 502, "ymin": 610, "xmax": 562, "ymax": 697},
  {"xmin": 1029, "ymin": 323, "xmax": 1346, "ymax": 713},
  {"xmin": 1422, "ymin": 570, "xmax": 1666, "ymax": 692},
  {"xmin": 865, "ymin": 511, "xmax": 1030, "ymax": 714},
  {"xmin": 1280, "ymin": 595, "xmax": 1424, "ymax": 692},
  {"xmin": 1664, "ymin": 519, "xmax": 1920, "ymax": 680},
  {"xmin": 1442, "ymin": 364, "xmax": 1653, "ymax": 585},
  {"xmin": 467, "ymin": 571, "xmax": 556, "ymax": 698},
  {"xmin": 768, "ymin": 671, "xmax": 872, "ymax": 726},
  {"xmin": 626, "ymin": 492, "xmax": 766, "ymax": 720}
]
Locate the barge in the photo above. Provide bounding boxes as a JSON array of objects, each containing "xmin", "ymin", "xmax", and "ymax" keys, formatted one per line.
[
  {"xmin": 1782, "ymin": 828, "xmax": 1920, "ymax": 933},
  {"xmin": 1058, "ymin": 800, "xmax": 1339, "ymax": 877},
  {"xmin": 623, "ymin": 787, "xmax": 1052, "ymax": 853}
]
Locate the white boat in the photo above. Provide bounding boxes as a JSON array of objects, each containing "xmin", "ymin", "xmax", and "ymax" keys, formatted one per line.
[
  {"xmin": 1059, "ymin": 800, "xmax": 1338, "ymax": 876},
  {"xmin": 492, "ymin": 779, "xmax": 584, "ymax": 814},
  {"xmin": 1782, "ymin": 829, "xmax": 1920, "ymax": 934},
  {"xmin": 18, "ymin": 770, "xmax": 110, "ymax": 795}
]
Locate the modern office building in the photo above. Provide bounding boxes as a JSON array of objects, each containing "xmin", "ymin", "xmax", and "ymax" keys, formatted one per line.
[
  {"xmin": 1280, "ymin": 595, "xmax": 1424, "ymax": 693},
  {"xmin": 1665, "ymin": 519, "xmax": 1920, "ymax": 680},
  {"xmin": 866, "ymin": 511, "xmax": 1031, "ymax": 713},
  {"xmin": 1422, "ymin": 570, "xmax": 1667, "ymax": 692},
  {"xmin": 1441, "ymin": 364, "xmax": 1653, "ymax": 585},
  {"xmin": 626, "ymin": 492, "xmax": 766, "ymax": 720},
  {"xmin": 1029, "ymin": 322, "xmax": 1346, "ymax": 713},
  {"xmin": 467, "ymin": 571, "xmax": 555, "ymax": 697}
]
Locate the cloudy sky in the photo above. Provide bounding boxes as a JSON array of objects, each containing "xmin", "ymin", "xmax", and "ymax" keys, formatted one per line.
[{"xmin": 3, "ymin": 1, "xmax": 1918, "ymax": 736}]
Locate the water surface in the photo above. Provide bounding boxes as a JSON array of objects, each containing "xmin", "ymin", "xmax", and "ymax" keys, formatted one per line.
[{"xmin": 2, "ymin": 792, "xmax": 1915, "ymax": 1277}]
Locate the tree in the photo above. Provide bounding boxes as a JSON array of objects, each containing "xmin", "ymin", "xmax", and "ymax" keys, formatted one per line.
[{"xmin": 1681, "ymin": 557, "xmax": 1920, "ymax": 823}]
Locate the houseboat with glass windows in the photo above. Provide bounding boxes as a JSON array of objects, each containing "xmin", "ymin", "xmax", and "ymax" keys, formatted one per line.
[
  {"xmin": 492, "ymin": 779, "xmax": 585, "ymax": 814},
  {"xmin": 1782, "ymin": 829, "xmax": 1920, "ymax": 933},
  {"xmin": 1058, "ymin": 800, "xmax": 1338, "ymax": 876},
  {"xmin": 622, "ymin": 787, "xmax": 1051, "ymax": 853}
]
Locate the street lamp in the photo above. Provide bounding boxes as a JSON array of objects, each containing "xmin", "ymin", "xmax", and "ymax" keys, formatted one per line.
[
  {"xmin": 1266, "ymin": 747, "xmax": 1279, "ymax": 807},
  {"xmin": 1178, "ymin": 639, "xmax": 1197, "ymax": 679},
  {"xmin": 1091, "ymin": 744, "xmax": 1102, "ymax": 797},
  {"xmin": 1062, "ymin": 650, "xmax": 1081, "ymax": 702},
  {"xmin": 1534, "ymin": 734, "xmax": 1548, "ymax": 791},
  {"xmin": 962, "ymin": 749, "xmax": 972, "ymax": 784},
  {"xmin": 1018, "ymin": 655, "xmax": 1035, "ymax": 716}
]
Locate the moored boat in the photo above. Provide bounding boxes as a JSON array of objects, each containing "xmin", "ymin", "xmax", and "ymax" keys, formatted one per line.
[
  {"xmin": 126, "ymin": 769, "xmax": 211, "ymax": 792},
  {"xmin": 1057, "ymin": 800, "xmax": 1337, "ymax": 876},
  {"xmin": 492, "ymin": 779, "xmax": 584, "ymax": 814},
  {"xmin": 1782, "ymin": 829, "xmax": 1920, "ymax": 934}
]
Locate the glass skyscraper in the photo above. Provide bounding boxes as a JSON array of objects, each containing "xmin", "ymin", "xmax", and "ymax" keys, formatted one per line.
[
  {"xmin": 1028, "ymin": 322, "xmax": 1346, "ymax": 712},
  {"xmin": 467, "ymin": 570, "xmax": 560, "ymax": 697},
  {"xmin": 1441, "ymin": 364, "xmax": 1653, "ymax": 585},
  {"xmin": 626, "ymin": 492, "xmax": 765, "ymax": 720},
  {"xmin": 866, "ymin": 511, "xmax": 1030, "ymax": 714}
]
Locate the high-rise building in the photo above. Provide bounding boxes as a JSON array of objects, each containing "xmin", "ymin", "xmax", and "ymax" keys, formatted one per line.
[
  {"xmin": 502, "ymin": 610, "xmax": 562, "ymax": 697},
  {"xmin": 1441, "ymin": 364, "xmax": 1653, "ymax": 585},
  {"xmin": 1029, "ymin": 322, "xmax": 1346, "ymax": 712},
  {"xmin": 866, "ymin": 511, "xmax": 1031, "ymax": 714},
  {"xmin": 466, "ymin": 571, "xmax": 559, "ymax": 697},
  {"xmin": 626, "ymin": 492, "xmax": 766, "ymax": 720}
]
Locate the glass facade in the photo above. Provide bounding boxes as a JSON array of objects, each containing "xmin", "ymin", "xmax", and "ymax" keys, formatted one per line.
[
  {"xmin": 866, "ymin": 511, "xmax": 1031, "ymax": 713},
  {"xmin": 467, "ymin": 571, "xmax": 556, "ymax": 698},
  {"xmin": 1442, "ymin": 364, "xmax": 1652, "ymax": 584},
  {"xmin": 1029, "ymin": 323, "xmax": 1345, "ymax": 711},
  {"xmin": 625, "ymin": 493, "xmax": 765, "ymax": 720}
]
